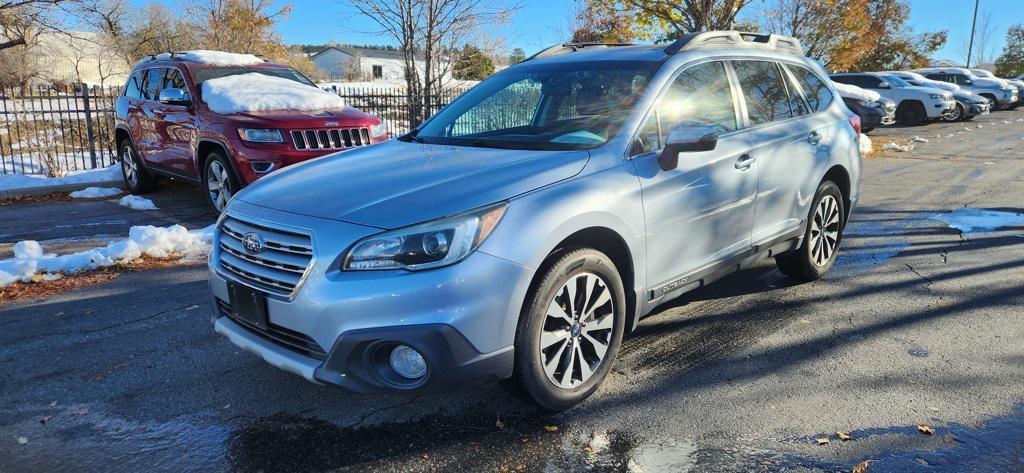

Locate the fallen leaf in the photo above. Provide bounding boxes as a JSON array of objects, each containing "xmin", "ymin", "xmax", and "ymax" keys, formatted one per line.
[
  {"xmin": 420, "ymin": 453, "xmax": 429, "ymax": 460},
  {"xmin": 837, "ymin": 431, "xmax": 852, "ymax": 441},
  {"xmin": 16, "ymin": 436, "xmax": 28, "ymax": 445},
  {"xmin": 816, "ymin": 437, "xmax": 830, "ymax": 445},
  {"xmin": 40, "ymin": 415, "xmax": 52, "ymax": 424},
  {"xmin": 917, "ymin": 424, "xmax": 934, "ymax": 435},
  {"xmin": 852, "ymin": 460, "xmax": 872, "ymax": 473},
  {"xmin": 799, "ymin": 319, "xmax": 810, "ymax": 324},
  {"xmin": 29, "ymin": 274, "xmax": 45, "ymax": 283},
  {"xmin": 495, "ymin": 419, "xmax": 505, "ymax": 429},
  {"xmin": 544, "ymin": 425, "xmax": 558, "ymax": 432}
]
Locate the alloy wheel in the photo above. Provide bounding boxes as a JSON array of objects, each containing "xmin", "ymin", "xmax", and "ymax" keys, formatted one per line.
[
  {"xmin": 945, "ymin": 104, "xmax": 963, "ymax": 121},
  {"xmin": 540, "ymin": 272, "xmax": 615, "ymax": 389},
  {"xmin": 207, "ymin": 160, "xmax": 232, "ymax": 212},
  {"xmin": 809, "ymin": 195, "xmax": 841, "ymax": 267},
  {"xmin": 121, "ymin": 144, "xmax": 138, "ymax": 187}
]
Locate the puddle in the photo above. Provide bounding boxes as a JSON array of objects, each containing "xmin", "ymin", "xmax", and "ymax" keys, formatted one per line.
[{"xmin": 929, "ymin": 208, "xmax": 1024, "ymax": 234}]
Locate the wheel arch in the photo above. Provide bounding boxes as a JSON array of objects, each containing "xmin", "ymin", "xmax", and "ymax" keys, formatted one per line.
[{"xmin": 822, "ymin": 164, "xmax": 852, "ymax": 223}]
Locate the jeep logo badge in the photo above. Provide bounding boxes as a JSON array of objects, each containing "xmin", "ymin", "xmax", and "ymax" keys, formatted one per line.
[
  {"xmin": 242, "ymin": 232, "xmax": 265, "ymax": 255},
  {"xmin": 323, "ymin": 121, "xmax": 339, "ymax": 127}
]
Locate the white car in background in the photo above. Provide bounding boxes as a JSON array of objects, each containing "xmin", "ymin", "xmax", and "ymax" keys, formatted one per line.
[
  {"xmin": 887, "ymin": 71, "xmax": 991, "ymax": 121},
  {"xmin": 830, "ymin": 72, "xmax": 954, "ymax": 125},
  {"xmin": 914, "ymin": 67, "xmax": 1017, "ymax": 110},
  {"xmin": 971, "ymin": 69, "xmax": 1024, "ymax": 108}
]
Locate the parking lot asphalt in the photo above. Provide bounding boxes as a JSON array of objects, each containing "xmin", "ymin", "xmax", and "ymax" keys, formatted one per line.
[{"xmin": 1, "ymin": 110, "xmax": 1023, "ymax": 472}]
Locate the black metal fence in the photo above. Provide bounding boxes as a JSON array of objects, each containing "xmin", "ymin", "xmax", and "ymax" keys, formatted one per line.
[
  {"xmin": 0, "ymin": 84, "xmax": 476, "ymax": 176},
  {"xmin": 0, "ymin": 85, "xmax": 120, "ymax": 176}
]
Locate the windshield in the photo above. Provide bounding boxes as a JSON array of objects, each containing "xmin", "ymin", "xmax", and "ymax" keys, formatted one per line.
[
  {"xmin": 190, "ymin": 67, "xmax": 315, "ymax": 87},
  {"xmin": 881, "ymin": 74, "xmax": 912, "ymax": 88},
  {"xmin": 407, "ymin": 61, "xmax": 661, "ymax": 150}
]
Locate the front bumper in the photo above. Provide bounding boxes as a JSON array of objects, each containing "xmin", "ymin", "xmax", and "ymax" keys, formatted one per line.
[
  {"xmin": 926, "ymin": 99, "xmax": 957, "ymax": 118},
  {"xmin": 209, "ymin": 201, "xmax": 533, "ymax": 393}
]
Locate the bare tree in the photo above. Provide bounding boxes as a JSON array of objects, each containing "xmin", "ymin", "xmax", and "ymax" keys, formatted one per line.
[
  {"xmin": 0, "ymin": 0, "xmax": 66, "ymax": 51},
  {"xmin": 959, "ymin": 8, "xmax": 997, "ymax": 67},
  {"xmin": 342, "ymin": 0, "xmax": 515, "ymax": 129}
]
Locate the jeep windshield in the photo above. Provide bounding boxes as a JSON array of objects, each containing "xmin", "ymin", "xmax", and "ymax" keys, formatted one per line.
[
  {"xmin": 405, "ymin": 61, "xmax": 660, "ymax": 150},
  {"xmin": 190, "ymin": 67, "xmax": 315, "ymax": 87}
]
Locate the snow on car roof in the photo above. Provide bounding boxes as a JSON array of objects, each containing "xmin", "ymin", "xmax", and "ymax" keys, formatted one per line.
[
  {"xmin": 831, "ymin": 81, "xmax": 881, "ymax": 103},
  {"xmin": 201, "ymin": 72, "xmax": 347, "ymax": 114},
  {"xmin": 139, "ymin": 50, "xmax": 264, "ymax": 66}
]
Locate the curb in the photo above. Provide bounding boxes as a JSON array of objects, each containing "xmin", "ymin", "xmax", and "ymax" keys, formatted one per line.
[{"xmin": 0, "ymin": 179, "xmax": 123, "ymax": 200}]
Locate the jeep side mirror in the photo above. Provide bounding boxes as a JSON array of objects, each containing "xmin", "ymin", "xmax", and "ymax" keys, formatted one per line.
[
  {"xmin": 658, "ymin": 124, "xmax": 719, "ymax": 171},
  {"xmin": 159, "ymin": 88, "xmax": 191, "ymax": 106},
  {"xmin": 878, "ymin": 82, "xmax": 891, "ymax": 89}
]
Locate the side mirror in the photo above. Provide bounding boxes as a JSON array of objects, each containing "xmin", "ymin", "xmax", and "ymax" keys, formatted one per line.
[
  {"xmin": 963, "ymin": 79, "xmax": 973, "ymax": 85},
  {"xmin": 658, "ymin": 125, "xmax": 719, "ymax": 171},
  {"xmin": 159, "ymin": 88, "xmax": 191, "ymax": 106},
  {"xmin": 878, "ymin": 82, "xmax": 891, "ymax": 89}
]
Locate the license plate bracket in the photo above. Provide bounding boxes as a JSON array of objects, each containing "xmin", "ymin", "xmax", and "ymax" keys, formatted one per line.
[{"xmin": 228, "ymin": 283, "xmax": 268, "ymax": 330}]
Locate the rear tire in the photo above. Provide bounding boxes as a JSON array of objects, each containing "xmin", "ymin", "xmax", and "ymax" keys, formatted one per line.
[
  {"xmin": 119, "ymin": 139, "xmax": 158, "ymax": 194},
  {"xmin": 896, "ymin": 101, "xmax": 927, "ymax": 126},
  {"xmin": 202, "ymin": 151, "xmax": 241, "ymax": 213},
  {"xmin": 775, "ymin": 181, "xmax": 845, "ymax": 281},
  {"xmin": 508, "ymin": 247, "xmax": 626, "ymax": 411}
]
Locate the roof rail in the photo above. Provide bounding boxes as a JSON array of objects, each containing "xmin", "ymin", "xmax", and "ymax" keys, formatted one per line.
[
  {"xmin": 526, "ymin": 42, "xmax": 634, "ymax": 61},
  {"xmin": 664, "ymin": 31, "xmax": 804, "ymax": 56}
]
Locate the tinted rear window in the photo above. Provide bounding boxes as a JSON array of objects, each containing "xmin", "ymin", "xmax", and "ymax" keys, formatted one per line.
[
  {"xmin": 788, "ymin": 65, "xmax": 833, "ymax": 112},
  {"xmin": 733, "ymin": 60, "xmax": 793, "ymax": 125}
]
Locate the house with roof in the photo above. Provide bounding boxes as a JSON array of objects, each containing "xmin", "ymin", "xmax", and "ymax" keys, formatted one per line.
[{"xmin": 310, "ymin": 46, "xmax": 455, "ymax": 84}]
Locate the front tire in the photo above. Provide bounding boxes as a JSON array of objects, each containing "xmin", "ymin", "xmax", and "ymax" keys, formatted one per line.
[
  {"xmin": 509, "ymin": 248, "xmax": 626, "ymax": 411},
  {"xmin": 203, "ymin": 151, "xmax": 241, "ymax": 213},
  {"xmin": 775, "ymin": 181, "xmax": 845, "ymax": 281},
  {"xmin": 896, "ymin": 101, "xmax": 927, "ymax": 126},
  {"xmin": 943, "ymin": 103, "xmax": 964, "ymax": 122}
]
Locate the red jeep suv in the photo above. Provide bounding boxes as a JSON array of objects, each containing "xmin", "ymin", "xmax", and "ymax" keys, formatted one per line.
[{"xmin": 114, "ymin": 51, "xmax": 387, "ymax": 212}]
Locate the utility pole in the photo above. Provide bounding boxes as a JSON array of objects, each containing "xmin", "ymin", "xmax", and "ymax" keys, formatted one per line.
[{"xmin": 966, "ymin": 0, "xmax": 979, "ymax": 67}]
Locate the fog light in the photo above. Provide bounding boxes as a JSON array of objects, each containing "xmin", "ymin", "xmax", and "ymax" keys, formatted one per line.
[
  {"xmin": 389, "ymin": 345, "xmax": 427, "ymax": 379},
  {"xmin": 251, "ymin": 161, "xmax": 275, "ymax": 173}
]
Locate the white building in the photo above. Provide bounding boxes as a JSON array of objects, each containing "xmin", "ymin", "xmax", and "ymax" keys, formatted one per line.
[
  {"xmin": 33, "ymin": 32, "xmax": 130, "ymax": 86},
  {"xmin": 311, "ymin": 46, "xmax": 454, "ymax": 83}
]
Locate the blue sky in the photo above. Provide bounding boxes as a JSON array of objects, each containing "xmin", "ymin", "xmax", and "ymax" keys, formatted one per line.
[{"xmin": 169, "ymin": 0, "xmax": 1024, "ymax": 63}]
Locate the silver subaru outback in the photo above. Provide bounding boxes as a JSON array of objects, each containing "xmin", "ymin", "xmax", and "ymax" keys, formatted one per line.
[{"xmin": 209, "ymin": 31, "xmax": 862, "ymax": 411}]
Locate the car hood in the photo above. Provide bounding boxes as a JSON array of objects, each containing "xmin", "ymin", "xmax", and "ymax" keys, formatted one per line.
[
  {"xmin": 219, "ymin": 107, "xmax": 378, "ymax": 128},
  {"xmin": 235, "ymin": 140, "xmax": 590, "ymax": 228},
  {"xmin": 972, "ymin": 77, "xmax": 1008, "ymax": 88},
  {"xmin": 905, "ymin": 85, "xmax": 950, "ymax": 96}
]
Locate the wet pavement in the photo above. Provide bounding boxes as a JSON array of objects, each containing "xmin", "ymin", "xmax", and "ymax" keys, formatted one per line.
[{"xmin": 1, "ymin": 110, "xmax": 1024, "ymax": 472}]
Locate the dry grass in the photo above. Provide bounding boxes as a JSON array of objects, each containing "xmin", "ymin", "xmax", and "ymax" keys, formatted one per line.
[{"xmin": 0, "ymin": 256, "xmax": 203, "ymax": 305}]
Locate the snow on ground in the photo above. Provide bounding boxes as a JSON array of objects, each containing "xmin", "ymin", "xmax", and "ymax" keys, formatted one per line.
[
  {"xmin": 118, "ymin": 195, "xmax": 158, "ymax": 210},
  {"xmin": 202, "ymin": 73, "xmax": 347, "ymax": 114},
  {"xmin": 0, "ymin": 224, "xmax": 215, "ymax": 288},
  {"xmin": 911, "ymin": 136, "xmax": 929, "ymax": 143},
  {"xmin": 69, "ymin": 187, "xmax": 122, "ymax": 199},
  {"xmin": 930, "ymin": 208, "xmax": 1024, "ymax": 234},
  {"xmin": 0, "ymin": 165, "xmax": 120, "ymax": 191},
  {"xmin": 859, "ymin": 134, "xmax": 873, "ymax": 155},
  {"xmin": 317, "ymin": 79, "xmax": 479, "ymax": 91},
  {"xmin": 832, "ymin": 82, "xmax": 881, "ymax": 103},
  {"xmin": 883, "ymin": 142, "xmax": 911, "ymax": 152},
  {"xmin": 141, "ymin": 50, "xmax": 263, "ymax": 66}
]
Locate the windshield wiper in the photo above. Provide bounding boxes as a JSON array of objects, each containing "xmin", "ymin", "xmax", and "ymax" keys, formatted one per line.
[{"xmin": 401, "ymin": 128, "xmax": 426, "ymax": 143}]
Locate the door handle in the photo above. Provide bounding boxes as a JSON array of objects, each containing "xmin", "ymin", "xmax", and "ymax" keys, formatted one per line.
[
  {"xmin": 807, "ymin": 131, "xmax": 821, "ymax": 146},
  {"xmin": 734, "ymin": 154, "xmax": 755, "ymax": 170}
]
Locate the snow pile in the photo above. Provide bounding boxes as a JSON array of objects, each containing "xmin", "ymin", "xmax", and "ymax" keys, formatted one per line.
[
  {"xmin": 977, "ymin": 124, "xmax": 983, "ymax": 129},
  {"xmin": 0, "ymin": 224, "xmax": 215, "ymax": 288},
  {"xmin": 119, "ymin": 195, "xmax": 158, "ymax": 210},
  {"xmin": 0, "ymin": 165, "xmax": 120, "ymax": 191},
  {"xmin": 945, "ymin": 134, "xmax": 955, "ymax": 138},
  {"xmin": 883, "ymin": 143, "xmax": 910, "ymax": 152},
  {"xmin": 832, "ymin": 82, "xmax": 881, "ymax": 103},
  {"xmin": 910, "ymin": 136, "xmax": 929, "ymax": 143},
  {"xmin": 143, "ymin": 50, "xmax": 263, "ymax": 66},
  {"xmin": 70, "ymin": 187, "xmax": 122, "ymax": 199},
  {"xmin": 859, "ymin": 134, "xmax": 873, "ymax": 155},
  {"xmin": 930, "ymin": 208, "xmax": 1024, "ymax": 234},
  {"xmin": 202, "ymin": 73, "xmax": 347, "ymax": 114}
]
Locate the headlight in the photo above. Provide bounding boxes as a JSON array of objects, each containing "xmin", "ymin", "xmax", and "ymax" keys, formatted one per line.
[
  {"xmin": 369, "ymin": 122, "xmax": 387, "ymax": 138},
  {"xmin": 237, "ymin": 128, "xmax": 283, "ymax": 142},
  {"xmin": 928, "ymin": 93, "xmax": 942, "ymax": 99},
  {"xmin": 858, "ymin": 99, "xmax": 880, "ymax": 108},
  {"xmin": 342, "ymin": 204, "xmax": 507, "ymax": 271}
]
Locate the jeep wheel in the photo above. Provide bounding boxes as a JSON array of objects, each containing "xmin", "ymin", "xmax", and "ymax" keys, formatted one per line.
[
  {"xmin": 203, "ymin": 152, "xmax": 240, "ymax": 213},
  {"xmin": 943, "ymin": 103, "xmax": 963, "ymax": 122},
  {"xmin": 775, "ymin": 181, "xmax": 845, "ymax": 281},
  {"xmin": 119, "ymin": 140, "xmax": 158, "ymax": 194},
  {"xmin": 896, "ymin": 102, "xmax": 926, "ymax": 126},
  {"xmin": 509, "ymin": 248, "xmax": 626, "ymax": 411}
]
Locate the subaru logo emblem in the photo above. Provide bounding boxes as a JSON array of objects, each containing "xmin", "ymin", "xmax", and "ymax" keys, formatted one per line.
[{"xmin": 242, "ymin": 232, "xmax": 265, "ymax": 255}]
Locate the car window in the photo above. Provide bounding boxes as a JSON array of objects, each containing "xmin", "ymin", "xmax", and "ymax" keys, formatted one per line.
[
  {"xmin": 142, "ymin": 68, "xmax": 165, "ymax": 100},
  {"xmin": 782, "ymin": 69, "xmax": 809, "ymax": 116},
  {"xmin": 123, "ymin": 71, "xmax": 144, "ymax": 99},
  {"xmin": 163, "ymin": 68, "xmax": 187, "ymax": 90},
  {"xmin": 788, "ymin": 65, "xmax": 833, "ymax": 112},
  {"xmin": 733, "ymin": 60, "xmax": 793, "ymax": 126},
  {"xmin": 449, "ymin": 78, "xmax": 543, "ymax": 135},
  {"xmin": 634, "ymin": 61, "xmax": 737, "ymax": 154}
]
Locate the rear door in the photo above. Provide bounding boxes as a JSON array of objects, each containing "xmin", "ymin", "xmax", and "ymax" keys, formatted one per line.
[
  {"xmin": 136, "ymin": 67, "xmax": 167, "ymax": 169},
  {"xmin": 731, "ymin": 60, "xmax": 823, "ymax": 244},
  {"xmin": 632, "ymin": 60, "xmax": 757, "ymax": 293}
]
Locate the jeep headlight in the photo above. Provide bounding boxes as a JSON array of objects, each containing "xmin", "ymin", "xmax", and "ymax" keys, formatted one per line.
[
  {"xmin": 370, "ymin": 122, "xmax": 387, "ymax": 138},
  {"xmin": 858, "ymin": 99, "xmax": 880, "ymax": 108},
  {"xmin": 928, "ymin": 93, "xmax": 942, "ymax": 99},
  {"xmin": 343, "ymin": 204, "xmax": 506, "ymax": 271},
  {"xmin": 238, "ymin": 128, "xmax": 283, "ymax": 142}
]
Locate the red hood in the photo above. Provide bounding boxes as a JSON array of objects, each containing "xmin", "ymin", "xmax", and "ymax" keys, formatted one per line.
[{"xmin": 223, "ymin": 107, "xmax": 379, "ymax": 128}]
